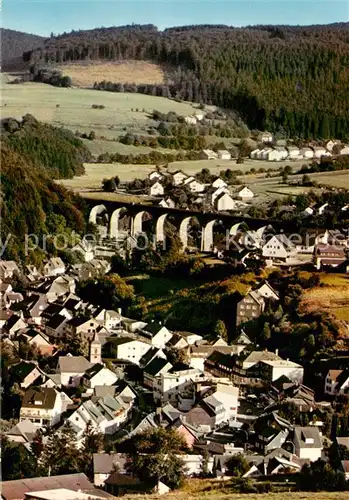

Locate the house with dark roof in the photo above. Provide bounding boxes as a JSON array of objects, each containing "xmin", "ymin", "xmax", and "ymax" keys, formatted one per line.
[
  {"xmin": 93, "ymin": 453, "xmax": 128, "ymax": 486},
  {"xmin": 3, "ymin": 314, "xmax": 27, "ymax": 338},
  {"xmin": 45, "ymin": 314, "xmax": 70, "ymax": 339},
  {"xmin": 10, "ymin": 361, "xmax": 43, "ymax": 389},
  {"xmin": 143, "ymin": 357, "xmax": 173, "ymax": 389},
  {"xmin": 106, "ymin": 337, "xmax": 151, "ymax": 366},
  {"xmin": 82, "ymin": 363, "xmax": 118, "ymax": 391},
  {"xmin": 64, "ymin": 317, "xmax": 100, "ymax": 342},
  {"xmin": 293, "ymin": 426, "xmax": 323, "ymax": 461},
  {"xmin": 139, "ymin": 347, "xmax": 166, "ymax": 368},
  {"xmin": 140, "ymin": 322, "xmax": 173, "ymax": 349},
  {"xmin": 20, "ymin": 387, "xmax": 64, "ymax": 428},
  {"xmin": 314, "ymin": 244, "xmax": 346, "ymax": 270},
  {"xmin": 325, "ymin": 369, "xmax": 349, "ymax": 396}
]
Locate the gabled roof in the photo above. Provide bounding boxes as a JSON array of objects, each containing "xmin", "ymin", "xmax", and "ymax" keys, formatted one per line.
[
  {"xmin": 46, "ymin": 314, "xmax": 68, "ymax": 330},
  {"xmin": 66, "ymin": 316, "xmax": 93, "ymax": 327},
  {"xmin": 139, "ymin": 347, "xmax": 161, "ymax": 366},
  {"xmin": 144, "ymin": 357, "xmax": 171, "ymax": 377},
  {"xmin": 10, "ymin": 361, "xmax": 40, "ymax": 381},
  {"xmin": 294, "ymin": 426, "xmax": 322, "ymax": 448},
  {"xmin": 84, "ymin": 363, "xmax": 105, "ymax": 380},
  {"xmin": 22, "ymin": 387, "xmax": 58, "ymax": 410},
  {"xmin": 93, "ymin": 453, "xmax": 127, "ymax": 474},
  {"xmin": 144, "ymin": 321, "xmax": 167, "ymax": 335},
  {"xmin": 58, "ymin": 356, "xmax": 92, "ymax": 373},
  {"xmin": 7, "ymin": 419, "xmax": 38, "ymax": 442}
]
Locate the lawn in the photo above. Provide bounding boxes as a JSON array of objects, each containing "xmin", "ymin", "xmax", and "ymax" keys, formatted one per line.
[{"xmin": 126, "ymin": 274, "xmax": 206, "ymax": 300}]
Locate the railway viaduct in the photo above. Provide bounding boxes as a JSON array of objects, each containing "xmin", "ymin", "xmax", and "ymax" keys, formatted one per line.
[{"xmin": 84, "ymin": 197, "xmax": 298, "ymax": 252}]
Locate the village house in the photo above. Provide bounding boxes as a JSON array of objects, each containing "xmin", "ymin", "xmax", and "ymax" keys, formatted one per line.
[
  {"xmin": 6, "ymin": 420, "xmax": 38, "ymax": 445},
  {"xmin": 267, "ymin": 148, "xmax": 287, "ymax": 161},
  {"xmin": 82, "ymin": 363, "xmax": 118, "ymax": 392},
  {"xmin": 3, "ymin": 314, "xmax": 27, "ymax": 338},
  {"xmin": 107, "ymin": 337, "xmax": 151, "ymax": 365},
  {"xmin": 93, "ymin": 453, "xmax": 128, "ymax": 487},
  {"xmin": 143, "ymin": 357, "xmax": 173, "ymax": 389},
  {"xmin": 217, "ymin": 150, "xmax": 231, "ymax": 160},
  {"xmin": 199, "ymin": 149, "xmax": 218, "ymax": 160},
  {"xmin": 313, "ymin": 146, "xmax": 330, "ymax": 159},
  {"xmin": 71, "ymin": 239, "xmax": 95, "ymax": 262},
  {"xmin": 153, "ymin": 367, "xmax": 202, "ymax": 403},
  {"xmin": 94, "ymin": 309, "xmax": 122, "ymax": 330},
  {"xmin": 20, "ymin": 329, "xmax": 55, "ymax": 355},
  {"xmin": 293, "ymin": 426, "xmax": 323, "ymax": 461},
  {"xmin": 255, "ymin": 281, "xmax": 279, "ymax": 301},
  {"xmin": 258, "ymin": 131, "xmax": 273, "ymax": 143},
  {"xmin": 237, "ymin": 186, "xmax": 254, "ymax": 201},
  {"xmin": 211, "ymin": 185, "xmax": 230, "ymax": 205},
  {"xmin": 10, "ymin": 361, "xmax": 43, "ymax": 389},
  {"xmin": 139, "ymin": 347, "xmax": 167, "ymax": 369},
  {"xmin": 250, "ymin": 358, "xmax": 304, "ymax": 384},
  {"xmin": 68, "ymin": 396, "xmax": 131, "ymax": 438},
  {"xmin": 0, "ymin": 260, "xmax": 20, "ymax": 280},
  {"xmin": 314, "ymin": 244, "xmax": 346, "ymax": 270},
  {"xmin": 43, "ymin": 257, "xmax": 66, "ymax": 277},
  {"xmin": 159, "ymin": 197, "xmax": 175, "ymax": 209},
  {"xmin": 20, "ymin": 387, "xmax": 65, "ymax": 427},
  {"xmin": 64, "ymin": 316, "xmax": 100, "ymax": 342},
  {"xmin": 186, "ymin": 179, "xmax": 206, "ymax": 193},
  {"xmin": 184, "ymin": 115, "xmax": 197, "ymax": 125},
  {"xmin": 324, "ymin": 369, "xmax": 349, "ymax": 396},
  {"xmin": 212, "ymin": 178, "xmax": 228, "ymax": 190},
  {"xmin": 287, "ymin": 145, "xmax": 300, "ymax": 159},
  {"xmin": 236, "ymin": 290, "xmax": 265, "ymax": 326},
  {"xmin": 216, "ymin": 193, "xmax": 237, "ymax": 212},
  {"xmin": 140, "ymin": 322, "xmax": 173, "ymax": 349},
  {"xmin": 57, "ymin": 356, "xmax": 92, "ymax": 386},
  {"xmin": 340, "ymin": 145, "xmax": 349, "ymax": 155},
  {"xmin": 148, "ymin": 170, "xmax": 164, "ymax": 182},
  {"xmin": 262, "ymin": 234, "xmax": 296, "ymax": 262},
  {"xmin": 176, "ymin": 330, "xmax": 203, "ymax": 345},
  {"xmin": 149, "ymin": 181, "xmax": 165, "ymax": 197},
  {"xmin": 171, "ymin": 170, "xmax": 188, "ymax": 186},
  {"xmin": 300, "ymin": 147, "xmax": 314, "ymax": 159}
]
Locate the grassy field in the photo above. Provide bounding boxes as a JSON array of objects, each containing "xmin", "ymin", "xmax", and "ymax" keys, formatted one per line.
[
  {"xmin": 59, "ymin": 60, "xmax": 165, "ymax": 87},
  {"xmin": 300, "ymin": 272, "xmax": 349, "ymax": 324},
  {"xmin": 1, "ymin": 80, "xmax": 203, "ymax": 138}
]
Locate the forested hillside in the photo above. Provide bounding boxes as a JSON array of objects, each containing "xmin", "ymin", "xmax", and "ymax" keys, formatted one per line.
[
  {"xmin": 24, "ymin": 23, "xmax": 349, "ymax": 139},
  {"xmin": 1, "ymin": 114, "xmax": 91, "ymax": 178},
  {"xmin": 0, "ymin": 142, "xmax": 87, "ymax": 263},
  {"xmin": 1, "ymin": 28, "xmax": 45, "ymax": 70}
]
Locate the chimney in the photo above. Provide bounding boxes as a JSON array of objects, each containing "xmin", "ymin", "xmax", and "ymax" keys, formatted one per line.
[
  {"xmin": 117, "ymin": 308, "xmax": 122, "ymax": 315},
  {"xmin": 275, "ymin": 349, "xmax": 279, "ymax": 356}
]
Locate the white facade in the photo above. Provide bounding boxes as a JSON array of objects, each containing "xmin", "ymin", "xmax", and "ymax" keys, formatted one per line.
[
  {"xmin": 340, "ymin": 146, "xmax": 349, "ymax": 155},
  {"xmin": 149, "ymin": 171, "xmax": 164, "ymax": 182},
  {"xmin": 151, "ymin": 325, "xmax": 173, "ymax": 349},
  {"xmin": 256, "ymin": 282, "xmax": 279, "ymax": 301},
  {"xmin": 294, "ymin": 427, "xmax": 322, "ymax": 462},
  {"xmin": 262, "ymin": 235, "xmax": 295, "ymax": 261},
  {"xmin": 84, "ymin": 367, "xmax": 118, "ymax": 389},
  {"xmin": 172, "ymin": 171, "xmax": 188, "ymax": 186},
  {"xmin": 200, "ymin": 149, "xmax": 218, "ymax": 160},
  {"xmin": 216, "ymin": 193, "xmax": 237, "ymax": 211},
  {"xmin": 20, "ymin": 389, "xmax": 64, "ymax": 428},
  {"xmin": 262, "ymin": 360, "xmax": 304, "ymax": 384},
  {"xmin": 267, "ymin": 149, "xmax": 287, "ymax": 161},
  {"xmin": 114, "ymin": 339, "xmax": 151, "ymax": 365},
  {"xmin": 287, "ymin": 146, "xmax": 300, "ymax": 159},
  {"xmin": 213, "ymin": 383, "xmax": 239, "ymax": 420},
  {"xmin": 300, "ymin": 147, "xmax": 314, "ymax": 159},
  {"xmin": 212, "ymin": 178, "xmax": 228, "ymax": 189},
  {"xmin": 153, "ymin": 368, "xmax": 202, "ymax": 402},
  {"xmin": 186, "ymin": 180, "xmax": 205, "ymax": 193},
  {"xmin": 217, "ymin": 150, "xmax": 231, "ymax": 160},
  {"xmin": 238, "ymin": 187, "xmax": 254, "ymax": 200},
  {"xmin": 211, "ymin": 186, "xmax": 230, "ymax": 205},
  {"xmin": 250, "ymin": 149, "xmax": 260, "ymax": 159},
  {"xmin": 313, "ymin": 147, "xmax": 328, "ymax": 159},
  {"xmin": 150, "ymin": 182, "xmax": 165, "ymax": 197},
  {"xmin": 184, "ymin": 116, "xmax": 197, "ymax": 125},
  {"xmin": 324, "ymin": 370, "xmax": 349, "ymax": 396}
]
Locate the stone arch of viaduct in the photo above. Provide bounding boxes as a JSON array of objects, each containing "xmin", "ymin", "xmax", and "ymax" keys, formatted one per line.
[{"xmin": 88, "ymin": 203, "xmax": 263, "ymax": 252}]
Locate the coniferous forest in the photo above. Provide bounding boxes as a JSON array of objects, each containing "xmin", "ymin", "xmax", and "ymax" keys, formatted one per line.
[{"xmin": 22, "ymin": 23, "xmax": 349, "ymax": 139}]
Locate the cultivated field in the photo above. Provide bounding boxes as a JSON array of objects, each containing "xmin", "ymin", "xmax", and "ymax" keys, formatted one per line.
[
  {"xmin": 59, "ymin": 60, "xmax": 165, "ymax": 87},
  {"xmin": 1, "ymin": 80, "xmax": 204, "ymax": 138}
]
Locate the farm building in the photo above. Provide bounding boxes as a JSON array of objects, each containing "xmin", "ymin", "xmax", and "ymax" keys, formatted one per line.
[
  {"xmin": 267, "ymin": 148, "xmax": 287, "ymax": 161},
  {"xmin": 258, "ymin": 131, "xmax": 273, "ymax": 143},
  {"xmin": 325, "ymin": 140, "xmax": 340, "ymax": 152},
  {"xmin": 216, "ymin": 193, "xmax": 237, "ymax": 211},
  {"xmin": 237, "ymin": 187, "xmax": 254, "ymax": 200},
  {"xmin": 314, "ymin": 244, "xmax": 346, "ymax": 270},
  {"xmin": 171, "ymin": 170, "xmax": 188, "ymax": 186},
  {"xmin": 194, "ymin": 112, "xmax": 204, "ymax": 121},
  {"xmin": 300, "ymin": 147, "xmax": 314, "ymax": 159},
  {"xmin": 217, "ymin": 150, "xmax": 231, "ymax": 160},
  {"xmin": 340, "ymin": 146, "xmax": 349, "ymax": 155},
  {"xmin": 250, "ymin": 149, "xmax": 260, "ymax": 159},
  {"xmin": 199, "ymin": 149, "xmax": 218, "ymax": 160},
  {"xmin": 212, "ymin": 178, "xmax": 228, "ymax": 189},
  {"xmin": 184, "ymin": 116, "xmax": 197, "ymax": 125},
  {"xmin": 258, "ymin": 148, "xmax": 273, "ymax": 160},
  {"xmin": 287, "ymin": 146, "xmax": 300, "ymax": 159},
  {"xmin": 149, "ymin": 181, "xmax": 164, "ymax": 197},
  {"xmin": 312, "ymin": 146, "xmax": 329, "ymax": 159}
]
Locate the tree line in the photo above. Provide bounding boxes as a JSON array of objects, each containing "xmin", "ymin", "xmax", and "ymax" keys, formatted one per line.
[{"xmin": 23, "ymin": 24, "xmax": 349, "ymax": 139}]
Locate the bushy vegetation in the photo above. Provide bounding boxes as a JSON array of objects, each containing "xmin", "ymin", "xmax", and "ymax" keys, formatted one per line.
[
  {"xmin": 1, "ymin": 114, "xmax": 91, "ymax": 178},
  {"xmin": 0, "ymin": 141, "xmax": 87, "ymax": 262},
  {"xmin": 25, "ymin": 24, "xmax": 349, "ymax": 139}
]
